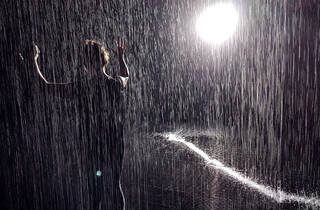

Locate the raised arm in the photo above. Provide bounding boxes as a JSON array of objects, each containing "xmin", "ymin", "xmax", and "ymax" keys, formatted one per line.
[
  {"xmin": 32, "ymin": 43, "xmax": 77, "ymax": 98},
  {"xmin": 108, "ymin": 38, "xmax": 129, "ymax": 88},
  {"xmin": 33, "ymin": 43, "xmax": 72, "ymax": 85}
]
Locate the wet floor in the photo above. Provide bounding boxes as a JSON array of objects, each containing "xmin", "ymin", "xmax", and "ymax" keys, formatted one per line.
[{"xmin": 122, "ymin": 126, "xmax": 319, "ymax": 210}]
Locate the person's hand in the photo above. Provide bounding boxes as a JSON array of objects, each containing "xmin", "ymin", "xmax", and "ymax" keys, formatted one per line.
[
  {"xmin": 33, "ymin": 42, "xmax": 40, "ymax": 60},
  {"xmin": 85, "ymin": 39, "xmax": 103, "ymax": 48},
  {"xmin": 111, "ymin": 38, "xmax": 126, "ymax": 57}
]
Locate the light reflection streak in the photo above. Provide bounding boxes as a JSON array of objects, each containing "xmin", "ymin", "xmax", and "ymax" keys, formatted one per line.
[{"xmin": 158, "ymin": 132, "xmax": 320, "ymax": 208}]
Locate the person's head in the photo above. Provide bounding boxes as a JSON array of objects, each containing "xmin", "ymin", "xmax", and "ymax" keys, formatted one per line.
[{"xmin": 83, "ymin": 40, "xmax": 109, "ymax": 77}]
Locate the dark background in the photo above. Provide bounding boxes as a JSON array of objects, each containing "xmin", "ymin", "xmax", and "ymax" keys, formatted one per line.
[{"xmin": 1, "ymin": 0, "xmax": 320, "ymax": 209}]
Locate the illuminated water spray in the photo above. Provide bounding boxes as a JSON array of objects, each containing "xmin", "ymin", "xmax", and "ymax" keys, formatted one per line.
[{"xmin": 157, "ymin": 131, "xmax": 320, "ymax": 208}]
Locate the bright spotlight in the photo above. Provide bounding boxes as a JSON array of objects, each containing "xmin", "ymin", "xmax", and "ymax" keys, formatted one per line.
[{"xmin": 196, "ymin": 3, "xmax": 238, "ymax": 44}]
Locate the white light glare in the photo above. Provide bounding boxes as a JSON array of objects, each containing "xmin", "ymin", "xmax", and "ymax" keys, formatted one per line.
[{"xmin": 196, "ymin": 3, "xmax": 239, "ymax": 44}]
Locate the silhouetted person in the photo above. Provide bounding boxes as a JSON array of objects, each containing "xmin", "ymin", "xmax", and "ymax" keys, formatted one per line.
[{"xmin": 33, "ymin": 38, "xmax": 129, "ymax": 210}]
